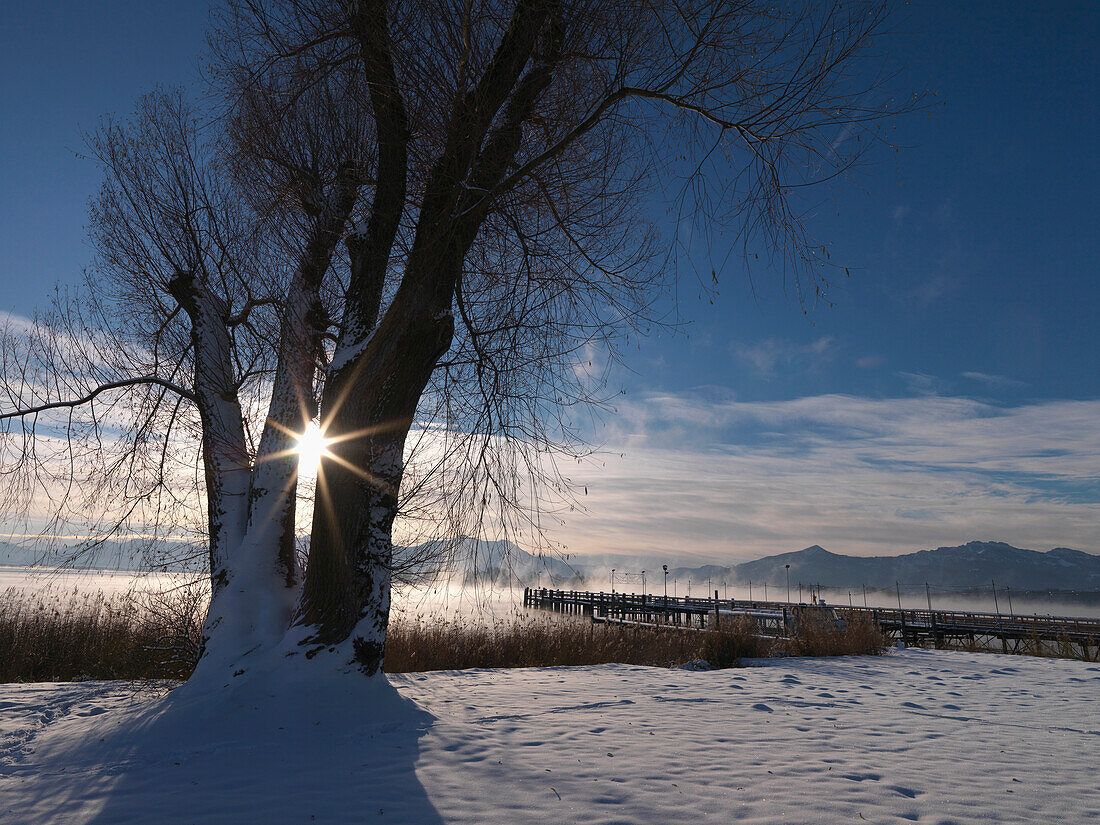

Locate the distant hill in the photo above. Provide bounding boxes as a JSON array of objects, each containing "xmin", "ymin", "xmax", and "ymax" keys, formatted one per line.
[
  {"xmin": 666, "ymin": 541, "xmax": 1100, "ymax": 592},
  {"xmin": 0, "ymin": 539, "xmax": 154, "ymax": 571},
  {"xmin": 7, "ymin": 534, "xmax": 1097, "ymax": 594},
  {"xmin": 400, "ymin": 536, "xmax": 585, "ymax": 586}
]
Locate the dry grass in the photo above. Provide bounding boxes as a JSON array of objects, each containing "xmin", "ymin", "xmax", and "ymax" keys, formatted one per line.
[
  {"xmin": 385, "ymin": 612, "xmax": 784, "ymax": 672},
  {"xmin": 0, "ymin": 586, "xmax": 204, "ymax": 682},
  {"xmin": 699, "ymin": 616, "xmax": 775, "ymax": 667},
  {"xmin": 781, "ymin": 613, "xmax": 886, "ymax": 658},
  {"xmin": 0, "ymin": 590, "xmax": 890, "ymax": 683},
  {"xmin": 385, "ymin": 613, "xmax": 703, "ymax": 671}
]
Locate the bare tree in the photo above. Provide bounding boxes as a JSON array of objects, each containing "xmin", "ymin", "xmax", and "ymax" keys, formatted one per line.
[{"xmin": 0, "ymin": 0, "xmax": 917, "ymax": 680}]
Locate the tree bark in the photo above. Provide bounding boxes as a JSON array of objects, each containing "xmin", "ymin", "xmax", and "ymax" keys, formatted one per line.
[
  {"xmin": 168, "ymin": 272, "xmax": 255, "ymax": 666},
  {"xmin": 297, "ymin": 282, "xmax": 454, "ymax": 674},
  {"xmin": 249, "ymin": 172, "xmax": 358, "ymax": 604}
]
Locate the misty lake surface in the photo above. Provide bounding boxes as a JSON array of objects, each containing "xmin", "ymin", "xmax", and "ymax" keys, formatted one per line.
[{"xmin": 2, "ymin": 566, "xmax": 1097, "ymax": 620}]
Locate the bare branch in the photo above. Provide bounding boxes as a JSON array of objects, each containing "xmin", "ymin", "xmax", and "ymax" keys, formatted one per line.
[{"xmin": 0, "ymin": 376, "xmax": 197, "ymax": 421}]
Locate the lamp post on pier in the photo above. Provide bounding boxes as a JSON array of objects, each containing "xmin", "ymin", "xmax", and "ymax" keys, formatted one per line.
[
  {"xmin": 611, "ymin": 569, "xmax": 615, "ymax": 594},
  {"xmin": 663, "ymin": 565, "xmax": 669, "ymax": 606},
  {"xmin": 785, "ymin": 564, "xmax": 791, "ymax": 604}
]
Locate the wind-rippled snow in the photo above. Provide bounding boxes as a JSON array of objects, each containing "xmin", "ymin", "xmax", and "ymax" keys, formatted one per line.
[{"xmin": 1, "ymin": 649, "xmax": 1097, "ymax": 824}]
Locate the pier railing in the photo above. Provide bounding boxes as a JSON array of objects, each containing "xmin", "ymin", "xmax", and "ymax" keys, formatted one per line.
[{"xmin": 523, "ymin": 587, "xmax": 1100, "ymax": 657}]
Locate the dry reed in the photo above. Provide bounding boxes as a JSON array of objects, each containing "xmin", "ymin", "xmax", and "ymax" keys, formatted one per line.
[
  {"xmin": 1, "ymin": 590, "xmax": 893, "ymax": 683},
  {"xmin": 0, "ymin": 586, "xmax": 203, "ymax": 682},
  {"xmin": 781, "ymin": 613, "xmax": 886, "ymax": 658}
]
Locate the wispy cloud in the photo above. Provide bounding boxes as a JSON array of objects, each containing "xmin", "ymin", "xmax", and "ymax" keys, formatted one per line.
[
  {"xmin": 907, "ymin": 273, "xmax": 959, "ymax": 308},
  {"xmin": 731, "ymin": 336, "xmax": 834, "ymax": 377},
  {"xmin": 962, "ymin": 371, "xmax": 1026, "ymax": 390},
  {"xmin": 561, "ymin": 392, "xmax": 1100, "ymax": 563},
  {"xmin": 897, "ymin": 371, "xmax": 948, "ymax": 396}
]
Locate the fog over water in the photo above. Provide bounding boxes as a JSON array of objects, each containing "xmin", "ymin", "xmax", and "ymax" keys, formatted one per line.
[
  {"xmin": 0, "ymin": 566, "xmax": 202, "ymax": 601},
  {"xmin": 3, "ymin": 567, "xmax": 1097, "ymax": 621}
]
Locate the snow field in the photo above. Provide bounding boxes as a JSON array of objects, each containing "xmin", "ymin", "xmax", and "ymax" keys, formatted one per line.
[{"xmin": 0, "ymin": 648, "xmax": 1097, "ymax": 824}]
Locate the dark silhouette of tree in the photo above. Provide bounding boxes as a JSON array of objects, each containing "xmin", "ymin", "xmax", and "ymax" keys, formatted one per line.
[{"xmin": 0, "ymin": 0, "xmax": 918, "ymax": 678}]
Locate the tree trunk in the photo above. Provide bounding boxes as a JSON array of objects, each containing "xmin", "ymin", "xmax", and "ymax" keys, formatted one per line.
[
  {"xmin": 249, "ymin": 172, "xmax": 358, "ymax": 600},
  {"xmin": 248, "ymin": 267, "xmax": 317, "ymax": 588},
  {"xmin": 296, "ymin": 293, "xmax": 454, "ymax": 674},
  {"xmin": 168, "ymin": 272, "xmax": 261, "ymax": 670},
  {"xmin": 170, "ymin": 270, "xmax": 315, "ymax": 676}
]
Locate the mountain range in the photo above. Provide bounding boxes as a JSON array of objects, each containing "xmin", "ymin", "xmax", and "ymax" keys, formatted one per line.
[
  {"xmin": 664, "ymin": 541, "xmax": 1100, "ymax": 592},
  {"xmin": 399, "ymin": 536, "xmax": 582, "ymax": 585},
  {"xmin": 432, "ymin": 538, "xmax": 1100, "ymax": 592},
  {"xmin": 4, "ymin": 536, "xmax": 1098, "ymax": 593},
  {"xmin": 0, "ymin": 538, "xmax": 185, "ymax": 572}
]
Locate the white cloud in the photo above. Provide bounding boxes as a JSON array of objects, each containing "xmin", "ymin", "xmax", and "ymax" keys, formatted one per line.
[
  {"xmin": 897, "ymin": 371, "xmax": 947, "ymax": 396},
  {"xmin": 0, "ymin": 310, "xmax": 38, "ymax": 337},
  {"xmin": 962, "ymin": 371, "xmax": 1026, "ymax": 390},
  {"xmin": 907, "ymin": 273, "xmax": 959, "ymax": 307},
  {"xmin": 731, "ymin": 336, "xmax": 834, "ymax": 377},
  {"xmin": 557, "ymin": 392, "xmax": 1100, "ymax": 563}
]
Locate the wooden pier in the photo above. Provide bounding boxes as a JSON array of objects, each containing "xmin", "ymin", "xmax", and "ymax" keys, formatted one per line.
[{"xmin": 523, "ymin": 587, "xmax": 1100, "ymax": 659}]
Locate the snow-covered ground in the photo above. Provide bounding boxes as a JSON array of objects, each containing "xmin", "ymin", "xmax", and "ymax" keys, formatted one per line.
[{"xmin": 1, "ymin": 649, "xmax": 1097, "ymax": 824}]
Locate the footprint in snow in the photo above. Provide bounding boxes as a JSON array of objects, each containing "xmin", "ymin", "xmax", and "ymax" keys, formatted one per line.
[
  {"xmin": 751, "ymin": 703, "xmax": 773, "ymax": 712},
  {"xmin": 901, "ymin": 702, "xmax": 925, "ymax": 709}
]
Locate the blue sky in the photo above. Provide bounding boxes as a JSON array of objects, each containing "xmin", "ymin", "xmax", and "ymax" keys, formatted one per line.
[
  {"xmin": 1, "ymin": 2, "xmax": 1097, "ymax": 561},
  {"xmin": 632, "ymin": 3, "xmax": 1100, "ymax": 405}
]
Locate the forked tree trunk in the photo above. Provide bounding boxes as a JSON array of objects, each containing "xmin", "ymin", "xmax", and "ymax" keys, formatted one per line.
[
  {"xmin": 187, "ymin": 178, "xmax": 357, "ymax": 678},
  {"xmin": 296, "ymin": 294, "xmax": 454, "ymax": 674},
  {"xmin": 249, "ymin": 172, "xmax": 358, "ymax": 601},
  {"xmin": 293, "ymin": 0, "xmax": 559, "ymax": 675},
  {"xmin": 169, "ymin": 271, "xmax": 315, "ymax": 676}
]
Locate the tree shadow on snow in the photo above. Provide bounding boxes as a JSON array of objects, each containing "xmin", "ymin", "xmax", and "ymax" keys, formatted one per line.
[{"xmin": 25, "ymin": 671, "xmax": 446, "ymax": 825}]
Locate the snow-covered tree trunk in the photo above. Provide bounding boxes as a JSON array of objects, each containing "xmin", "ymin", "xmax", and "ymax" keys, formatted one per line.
[
  {"xmin": 168, "ymin": 271, "xmax": 262, "ymax": 669},
  {"xmin": 245, "ymin": 175, "xmax": 359, "ymax": 648},
  {"xmin": 296, "ymin": 243, "xmax": 456, "ymax": 674},
  {"xmin": 293, "ymin": 0, "xmax": 559, "ymax": 674}
]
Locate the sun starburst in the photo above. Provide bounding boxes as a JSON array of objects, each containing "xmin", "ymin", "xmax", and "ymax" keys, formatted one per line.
[{"xmin": 295, "ymin": 422, "xmax": 332, "ymax": 474}]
